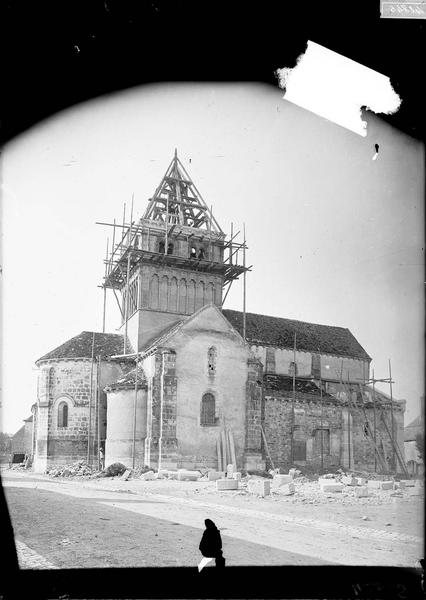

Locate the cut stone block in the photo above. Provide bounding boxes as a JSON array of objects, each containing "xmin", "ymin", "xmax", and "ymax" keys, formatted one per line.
[
  {"xmin": 277, "ymin": 482, "xmax": 295, "ymax": 495},
  {"xmin": 121, "ymin": 469, "xmax": 131, "ymax": 481},
  {"xmin": 380, "ymin": 481, "xmax": 394, "ymax": 490},
  {"xmin": 319, "ymin": 477, "xmax": 337, "ymax": 485},
  {"xmin": 367, "ymin": 480, "xmax": 381, "ymax": 488},
  {"xmin": 177, "ymin": 470, "xmax": 201, "ymax": 481},
  {"xmin": 400, "ymin": 479, "xmax": 415, "ymax": 487},
  {"xmin": 355, "ymin": 486, "xmax": 369, "ymax": 498},
  {"xmin": 288, "ymin": 468, "xmax": 300, "ymax": 479},
  {"xmin": 208, "ymin": 470, "xmax": 225, "ymax": 481},
  {"xmin": 356, "ymin": 477, "xmax": 368, "ymax": 486},
  {"xmin": 408, "ymin": 487, "xmax": 423, "ymax": 496},
  {"xmin": 141, "ymin": 470, "xmax": 155, "ymax": 480},
  {"xmin": 232, "ymin": 472, "xmax": 241, "ymax": 480},
  {"xmin": 319, "ymin": 482, "xmax": 344, "ymax": 493},
  {"xmin": 342, "ymin": 475, "xmax": 358, "ymax": 486},
  {"xmin": 216, "ymin": 479, "xmax": 239, "ymax": 491},
  {"xmin": 247, "ymin": 479, "xmax": 271, "ymax": 497},
  {"xmin": 272, "ymin": 474, "xmax": 293, "ymax": 488},
  {"xmin": 157, "ymin": 469, "xmax": 169, "ymax": 479},
  {"xmin": 168, "ymin": 471, "xmax": 178, "ymax": 480}
]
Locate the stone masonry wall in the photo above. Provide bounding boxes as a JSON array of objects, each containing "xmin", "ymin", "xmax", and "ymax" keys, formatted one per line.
[
  {"xmin": 35, "ymin": 359, "xmax": 128, "ymax": 469},
  {"xmin": 263, "ymin": 395, "xmax": 343, "ymax": 470}
]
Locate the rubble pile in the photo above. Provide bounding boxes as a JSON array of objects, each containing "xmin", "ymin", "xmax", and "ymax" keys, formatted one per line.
[{"xmin": 47, "ymin": 460, "xmax": 102, "ymax": 478}]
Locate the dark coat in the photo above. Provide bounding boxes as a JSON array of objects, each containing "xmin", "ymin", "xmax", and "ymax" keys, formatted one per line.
[{"xmin": 199, "ymin": 519, "xmax": 222, "ymax": 558}]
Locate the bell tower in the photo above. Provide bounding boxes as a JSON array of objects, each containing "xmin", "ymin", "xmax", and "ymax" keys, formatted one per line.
[{"xmin": 101, "ymin": 150, "xmax": 248, "ymax": 352}]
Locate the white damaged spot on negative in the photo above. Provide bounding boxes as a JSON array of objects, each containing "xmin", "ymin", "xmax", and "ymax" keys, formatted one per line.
[{"xmin": 275, "ymin": 41, "xmax": 401, "ymax": 137}]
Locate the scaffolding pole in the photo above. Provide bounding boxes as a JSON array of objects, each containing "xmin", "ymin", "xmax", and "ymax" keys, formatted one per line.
[
  {"xmin": 290, "ymin": 332, "xmax": 296, "ymax": 464},
  {"xmin": 372, "ymin": 368, "xmax": 377, "ymax": 472},
  {"xmin": 87, "ymin": 333, "xmax": 95, "ymax": 465},
  {"xmin": 388, "ymin": 359, "xmax": 396, "ymax": 471},
  {"xmin": 319, "ymin": 355, "xmax": 324, "ymax": 470},
  {"xmin": 97, "ymin": 355, "xmax": 101, "ymax": 470},
  {"xmin": 242, "ymin": 223, "xmax": 246, "ymax": 342},
  {"xmin": 102, "ymin": 238, "xmax": 109, "ymax": 333},
  {"xmin": 347, "ymin": 372, "xmax": 351, "ymax": 470},
  {"xmin": 132, "ymin": 359, "xmax": 138, "ymax": 469},
  {"xmin": 123, "ymin": 251, "xmax": 131, "ymax": 354}
]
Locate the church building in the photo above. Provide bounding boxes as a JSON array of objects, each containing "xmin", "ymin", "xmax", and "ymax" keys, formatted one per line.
[{"xmin": 31, "ymin": 152, "xmax": 406, "ymax": 475}]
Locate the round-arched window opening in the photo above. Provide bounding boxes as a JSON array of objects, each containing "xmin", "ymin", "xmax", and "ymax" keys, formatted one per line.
[
  {"xmin": 200, "ymin": 393, "xmax": 216, "ymax": 426},
  {"xmin": 57, "ymin": 401, "xmax": 69, "ymax": 428}
]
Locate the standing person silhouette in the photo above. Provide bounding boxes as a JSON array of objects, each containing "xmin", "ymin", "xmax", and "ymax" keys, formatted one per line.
[{"xmin": 198, "ymin": 519, "xmax": 225, "ymax": 572}]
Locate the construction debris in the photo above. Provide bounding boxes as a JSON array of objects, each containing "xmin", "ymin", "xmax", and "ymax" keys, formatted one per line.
[
  {"xmin": 216, "ymin": 479, "xmax": 239, "ymax": 491},
  {"xmin": 46, "ymin": 460, "xmax": 101, "ymax": 478}
]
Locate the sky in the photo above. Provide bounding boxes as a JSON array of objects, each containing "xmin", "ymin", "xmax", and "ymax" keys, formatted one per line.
[{"xmin": 1, "ymin": 81, "xmax": 424, "ymax": 433}]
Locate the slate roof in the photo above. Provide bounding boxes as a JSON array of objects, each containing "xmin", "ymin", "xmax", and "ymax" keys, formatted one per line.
[
  {"xmin": 36, "ymin": 332, "xmax": 134, "ymax": 364},
  {"xmin": 264, "ymin": 374, "xmax": 335, "ymax": 398},
  {"xmin": 222, "ymin": 309, "xmax": 370, "ymax": 360}
]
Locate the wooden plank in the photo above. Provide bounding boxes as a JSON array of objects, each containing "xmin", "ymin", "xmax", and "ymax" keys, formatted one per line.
[
  {"xmin": 221, "ymin": 430, "xmax": 227, "ymax": 472},
  {"xmin": 216, "ymin": 438, "xmax": 222, "ymax": 472},
  {"xmin": 260, "ymin": 424, "xmax": 274, "ymax": 470},
  {"xmin": 228, "ymin": 429, "xmax": 237, "ymax": 470}
]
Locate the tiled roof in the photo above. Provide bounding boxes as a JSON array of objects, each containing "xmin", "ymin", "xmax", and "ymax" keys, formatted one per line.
[
  {"xmin": 36, "ymin": 332, "xmax": 134, "ymax": 364},
  {"xmin": 105, "ymin": 366, "xmax": 147, "ymax": 391},
  {"xmin": 222, "ymin": 309, "xmax": 370, "ymax": 360},
  {"xmin": 264, "ymin": 374, "xmax": 335, "ymax": 398}
]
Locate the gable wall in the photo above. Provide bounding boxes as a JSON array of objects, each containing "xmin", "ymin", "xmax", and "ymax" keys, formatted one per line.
[{"xmin": 169, "ymin": 323, "xmax": 250, "ymax": 469}]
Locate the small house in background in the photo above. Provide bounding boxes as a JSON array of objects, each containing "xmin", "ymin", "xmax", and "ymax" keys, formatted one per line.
[
  {"xmin": 404, "ymin": 413, "xmax": 424, "ymax": 475},
  {"xmin": 10, "ymin": 414, "xmax": 34, "ymax": 462}
]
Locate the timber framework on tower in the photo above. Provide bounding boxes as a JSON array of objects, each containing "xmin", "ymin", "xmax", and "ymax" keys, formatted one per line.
[{"xmin": 97, "ymin": 150, "xmax": 251, "ymax": 326}]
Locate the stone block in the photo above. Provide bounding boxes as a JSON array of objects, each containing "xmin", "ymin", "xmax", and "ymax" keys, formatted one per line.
[
  {"xmin": 380, "ymin": 481, "xmax": 394, "ymax": 490},
  {"xmin": 400, "ymin": 479, "xmax": 415, "ymax": 487},
  {"xmin": 177, "ymin": 470, "xmax": 201, "ymax": 481},
  {"xmin": 157, "ymin": 469, "xmax": 169, "ymax": 479},
  {"xmin": 342, "ymin": 475, "xmax": 358, "ymax": 486},
  {"xmin": 356, "ymin": 477, "xmax": 368, "ymax": 486},
  {"xmin": 247, "ymin": 479, "xmax": 271, "ymax": 497},
  {"xmin": 232, "ymin": 472, "xmax": 241, "ymax": 481},
  {"xmin": 120, "ymin": 469, "xmax": 131, "ymax": 481},
  {"xmin": 216, "ymin": 479, "xmax": 239, "ymax": 491},
  {"xmin": 319, "ymin": 481, "xmax": 344, "ymax": 493},
  {"xmin": 408, "ymin": 487, "xmax": 423, "ymax": 496},
  {"xmin": 272, "ymin": 474, "xmax": 293, "ymax": 488},
  {"xmin": 226, "ymin": 464, "xmax": 234, "ymax": 478},
  {"xmin": 277, "ymin": 482, "xmax": 295, "ymax": 495},
  {"xmin": 141, "ymin": 470, "xmax": 155, "ymax": 481},
  {"xmin": 367, "ymin": 480, "xmax": 381, "ymax": 488},
  {"xmin": 355, "ymin": 486, "xmax": 369, "ymax": 498}
]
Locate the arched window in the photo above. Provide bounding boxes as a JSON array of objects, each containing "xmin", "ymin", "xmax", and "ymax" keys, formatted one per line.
[
  {"xmin": 201, "ymin": 393, "xmax": 216, "ymax": 426},
  {"xmin": 58, "ymin": 401, "xmax": 68, "ymax": 428},
  {"xmin": 207, "ymin": 347, "xmax": 216, "ymax": 375},
  {"xmin": 158, "ymin": 239, "xmax": 165, "ymax": 254},
  {"xmin": 167, "ymin": 242, "xmax": 174, "ymax": 255}
]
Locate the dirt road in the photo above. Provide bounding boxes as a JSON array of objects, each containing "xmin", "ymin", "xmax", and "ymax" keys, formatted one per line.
[{"xmin": 3, "ymin": 471, "xmax": 423, "ymax": 569}]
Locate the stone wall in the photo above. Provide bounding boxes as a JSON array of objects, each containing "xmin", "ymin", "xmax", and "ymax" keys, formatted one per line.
[
  {"xmin": 33, "ymin": 358, "xmax": 128, "ymax": 471},
  {"xmin": 263, "ymin": 395, "xmax": 343, "ymax": 470},
  {"xmin": 263, "ymin": 391, "xmax": 406, "ymax": 474},
  {"xmin": 249, "ymin": 345, "xmax": 369, "ymax": 383}
]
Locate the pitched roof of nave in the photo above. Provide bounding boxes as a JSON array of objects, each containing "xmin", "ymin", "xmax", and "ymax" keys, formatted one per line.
[
  {"xmin": 35, "ymin": 331, "xmax": 134, "ymax": 364},
  {"xmin": 222, "ymin": 309, "xmax": 371, "ymax": 361}
]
